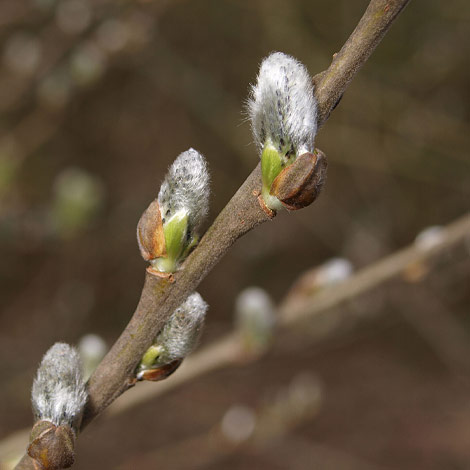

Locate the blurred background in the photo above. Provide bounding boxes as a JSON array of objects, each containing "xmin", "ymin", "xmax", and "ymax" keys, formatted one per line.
[{"xmin": 0, "ymin": 0, "xmax": 469, "ymax": 468}]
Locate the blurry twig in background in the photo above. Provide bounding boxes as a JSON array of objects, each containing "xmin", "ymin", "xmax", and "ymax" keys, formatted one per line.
[
  {"xmin": 394, "ymin": 285, "xmax": 470, "ymax": 375},
  {"xmin": 117, "ymin": 373, "xmax": 324, "ymax": 470},
  {"xmin": 278, "ymin": 214, "xmax": 469, "ymax": 325},
  {"xmin": 251, "ymin": 434, "xmax": 389, "ymax": 470},
  {"xmin": 0, "ymin": 2, "xmax": 171, "ymax": 215},
  {"xmin": 118, "ymin": 372, "xmax": 387, "ymax": 470}
]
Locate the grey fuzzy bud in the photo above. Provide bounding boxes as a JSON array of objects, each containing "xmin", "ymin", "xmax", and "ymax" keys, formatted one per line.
[
  {"xmin": 78, "ymin": 334, "xmax": 107, "ymax": 380},
  {"xmin": 31, "ymin": 343, "xmax": 87, "ymax": 430},
  {"xmin": 248, "ymin": 52, "xmax": 317, "ymax": 159},
  {"xmin": 314, "ymin": 257, "xmax": 353, "ymax": 287},
  {"xmin": 155, "ymin": 292, "xmax": 207, "ymax": 364},
  {"xmin": 158, "ymin": 148, "xmax": 210, "ymax": 233},
  {"xmin": 235, "ymin": 287, "xmax": 276, "ymax": 354},
  {"xmin": 138, "ymin": 292, "xmax": 208, "ymax": 379},
  {"xmin": 414, "ymin": 225, "xmax": 444, "ymax": 252}
]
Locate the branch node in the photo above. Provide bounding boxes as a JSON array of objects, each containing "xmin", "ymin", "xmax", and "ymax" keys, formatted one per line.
[
  {"xmin": 257, "ymin": 194, "xmax": 276, "ymax": 218},
  {"xmin": 146, "ymin": 266, "xmax": 175, "ymax": 283}
]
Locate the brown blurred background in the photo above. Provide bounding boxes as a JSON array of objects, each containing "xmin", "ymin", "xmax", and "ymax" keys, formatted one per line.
[{"xmin": 1, "ymin": 0, "xmax": 470, "ymax": 468}]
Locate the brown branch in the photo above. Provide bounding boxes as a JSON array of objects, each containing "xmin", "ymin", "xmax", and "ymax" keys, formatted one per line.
[
  {"xmin": 83, "ymin": 164, "xmax": 270, "ymax": 423},
  {"xmin": 14, "ymin": 0, "xmax": 411, "ymax": 468},
  {"xmin": 314, "ymin": 0, "xmax": 411, "ymax": 126},
  {"xmin": 85, "ymin": 0, "xmax": 411, "ymax": 426}
]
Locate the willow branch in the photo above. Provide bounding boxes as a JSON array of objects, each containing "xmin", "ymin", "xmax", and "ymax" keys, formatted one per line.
[
  {"xmin": 15, "ymin": 1, "xmax": 411, "ymax": 468},
  {"xmin": 313, "ymin": 0, "xmax": 411, "ymax": 126},
  {"xmin": 82, "ymin": 163, "xmax": 269, "ymax": 424},
  {"xmin": 84, "ymin": 0, "xmax": 411, "ymax": 426}
]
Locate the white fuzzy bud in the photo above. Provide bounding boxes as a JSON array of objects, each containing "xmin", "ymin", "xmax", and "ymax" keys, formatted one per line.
[
  {"xmin": 248, "ymin": 52, "xmax": 317, "ymax": 159},
  {"xmin": 139, "ymin": 148, "xmax": 211, "ymax": 274},
  {"xmin": 285, "ymin": 258, "xmax": 353, "ymax": 306},
  {"xmin": 235, "ymin": 287, "xmax": 276, "ymax": 354},
  {"xmin": 78, "ymin": 334, "xmax": 107, "ymax": 380},
  {"xmin": 156, "ymin": 292, "xmax": 207, "ymax": 362},
  {"xmin": 314, "ymin": 257, "xmax": 353, "ymax": 287},
  {"xmin": 158, "ymin": 148, "xmax": 210, "ymax": 233},
  {"xmin": 414, "ymin": 225, "xmax": 444, "ymax": 252},
  {"xmin": 138, "ymin": 292, "xmax": 208, "ymax": 378},
  {"xmin": 31, "ymin": 343, "xmax": 87, "ymax": 430},
  {"xmin": 221, "ymin": 405, "xmax": 256, "ymax": 444}
]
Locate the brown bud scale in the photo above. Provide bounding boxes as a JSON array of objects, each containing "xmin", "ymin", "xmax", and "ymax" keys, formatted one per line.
[
  {"xmin": 28, "ymin": 421, "xmax": 75, "ymax": 470},
  {"xmin": 270, "ymin": 149, "xmax": 328, "ymax": 210},
  {"xmin": 146, "ymin": 266, "xmax": 175, "ymax": 282},
  {"xmin": 257, "ymin": 194, "xmax": 276, "ymax": 218},
  {"xmin": 137, "ymin": 199, "xmax": 166, "ymax": 261},
  {"xmin": 138, "ymin": 359, "xmax": 182, "ymax": 382}
]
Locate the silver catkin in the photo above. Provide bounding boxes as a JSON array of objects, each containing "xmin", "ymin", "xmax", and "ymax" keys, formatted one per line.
[
  {"xmin": 157, "ymin": 148, "xmax": 210, "ymax": 233},
  {"xmin": 31, "ymin": 343, "xmax": 88, "ymax": 429},
  {"xmin": 154, "ymin": 292, "xmax": 208, "ymax": 365},
  {"xmin": 248, "ymin": 52, "xmax": 318, "ymax": 159}
]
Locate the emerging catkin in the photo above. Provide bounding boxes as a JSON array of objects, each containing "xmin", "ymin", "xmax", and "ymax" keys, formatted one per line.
[
  {"xmin": 248, "ymin": 52, "xmax": 318, "ymax": 159},
  {"xmin": 138, "ymin": 148, "xmax": 210, "ymax": 274},
  {"xmin": 155, "ymin": 292, "xmax": 207, "ymax": 363},
  {"xmin": 247, "ymin": 52, "xmax": 320, "ymax": 212},
  {"xmin": 158, "ymin": 148, "xmax": 210, "ymax": 234},
  {"xmin": 31, "ymin": 343, "xmax": 88, "ymax": 430},
  {"xmin": 138, "ymin": 292, "xmax": 208, "ymax": 378}
]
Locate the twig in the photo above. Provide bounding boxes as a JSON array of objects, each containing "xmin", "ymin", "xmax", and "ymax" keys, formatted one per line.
[
  {"xmin": 85, "ymin": 0, "xmax": 412, "ymax": 426},
  {"xmin": 14, "ymin": 1, "xmax": 411, "ymax": 468},
  {"xmin": 278, "ymin": 212, "xmax": 470, "ymax": 325},
  {"xmin": 313, "ymin": 0, "xmax": 411, "ymax": 126},
  {"xmin": 118, "ymin": 371, "xmax": 325, "ymax": 470},
  {"xmin": 83, "ymin": 163, "xmax": 271, "ymax": 423}
]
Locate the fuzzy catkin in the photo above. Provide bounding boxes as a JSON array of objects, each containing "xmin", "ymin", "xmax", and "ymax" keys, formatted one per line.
[
  {"xmin": 158, "ymin": 148, "xmax": 210, "ymax": 232},
  {"xmin": 31, "ymin": 343, "xmax": 87, "ymax": 429},
  {"xmin": 248, "ymin": 52, "xmax": 317, "ymax": 159},
  {"xmin": 235, "ymin": 287, "xmax": 276, "ymax": 351},
  {"xmin": 155, "ymin": 292, "xmax": 207, "ymax": 364}
]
